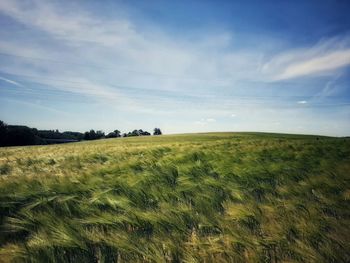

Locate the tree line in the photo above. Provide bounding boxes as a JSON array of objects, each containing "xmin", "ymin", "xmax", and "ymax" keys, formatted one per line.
[{"xmin": 0, "ymin": 120, "xmax": 162, "ymax": 147}]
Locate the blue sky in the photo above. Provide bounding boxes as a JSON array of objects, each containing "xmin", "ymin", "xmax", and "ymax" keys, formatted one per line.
[{"xmin": 0, "ymin": 0, "xmax": 349, "ymax": 136}]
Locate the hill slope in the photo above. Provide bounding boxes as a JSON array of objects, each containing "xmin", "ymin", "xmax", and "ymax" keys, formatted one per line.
[{"xmin": 0, "ymin": 133, "xmax": 349, "ymax": 262}]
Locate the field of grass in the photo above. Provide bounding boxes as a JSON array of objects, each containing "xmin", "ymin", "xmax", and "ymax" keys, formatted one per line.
[{"xmin": 0, "ymin": 132, "xmax": 349, "ymax": 262}]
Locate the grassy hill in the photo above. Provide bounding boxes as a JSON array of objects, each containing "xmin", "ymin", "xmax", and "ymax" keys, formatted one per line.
[{"xmin": 0, "ymin": 133, "xmax": 349, "ymax": 262}]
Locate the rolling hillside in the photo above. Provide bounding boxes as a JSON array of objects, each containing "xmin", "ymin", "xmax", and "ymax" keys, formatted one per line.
[{"xmin": 0, "ymin": 133, "xmax": 349, "ymax": 262}]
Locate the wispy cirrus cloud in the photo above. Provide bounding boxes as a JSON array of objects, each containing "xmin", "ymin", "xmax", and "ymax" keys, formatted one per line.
[
  {"xmin": 5, "ymin": 0, "xmax": 348, "ymax": 93},
  {"xmin": 262, "ymin": 37, "xmax": 350, "ymax": 81},
  {"xmin": 0, "ymin": 76, "xmax": 23, "ymax": 87},
  {"xmin": 275, "ymin": 50, "xmax": 350, "ymax": 80},
  {"xmin": 0, "ymin": 0, "xmax": 262, "ymax": 89},
  {"xmin": 0, "ymin": 0, "xmax": 134, "ymax": 46}
]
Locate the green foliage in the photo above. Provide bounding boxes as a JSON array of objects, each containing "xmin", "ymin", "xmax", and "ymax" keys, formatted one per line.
[{"xmin": 0, "ymin": 132, "xmax": 349, "ymax": 262}]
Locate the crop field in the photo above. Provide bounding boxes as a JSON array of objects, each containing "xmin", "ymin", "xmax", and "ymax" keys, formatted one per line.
[{"xmin": 0, "ymin": 132, "xmax": 349, "ymax": 263}]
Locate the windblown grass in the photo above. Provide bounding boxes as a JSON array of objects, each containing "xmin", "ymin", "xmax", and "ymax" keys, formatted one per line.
[{"xmin": 0, "ymin": 132, "xmax": 349, "ymax": 262}]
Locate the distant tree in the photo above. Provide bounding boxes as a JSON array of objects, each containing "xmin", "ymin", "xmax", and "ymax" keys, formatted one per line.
[
  {"xmin": 84, "ymin": 130, "xmax": 105, "ymax": 140},
  {"xmin": 62, "ymin": 131, "xmax": 84, "ymax": 141},
  {"xmin": 114, "ymin": 130, "xmax": 121, "ymax": 137},
  {"xmin": 0, "ymin": 120, "xmax": 8, "ymax": 146},
  {"xmin": 38, "ymin": 130, "xmax": 65, "ymax": 139},
  {"xmin": 131, "ymin": 130, "xmax": 139, "ymax": 136},
  {"xmin": 106, "ymin": 130, "xmax": 121, "ymax": 138},
  {"xmin": 96, "ymin": 130, "xmax": 105, "ymax": 139},
  {"xmin": 83, "ymin": 131, "xmax": 90, "ymax": 140},
  {"xmin": 84, "ymin": 130, "xmax": 92, "ymax": 140},
  {"xmin": 5, "ymin": 125, "xmax": 42, "ymax": 146},
  {"xmin": 0, "ymin": 120, "xmax": 6, "ymax": 130},
  {"xmin": 0, "ymin": 121, "xmax": 84, "ymax": 146},
  {"xmin": 84, "ymin": 130, "xmax": 96, "ymax": 140},
  {"xmin": 153, "ymin": 128, "xmax": 162, "ymax": 135},
  {"xmin": 96, "ymin": 129, "xmax": 153, "ymax": 139}
]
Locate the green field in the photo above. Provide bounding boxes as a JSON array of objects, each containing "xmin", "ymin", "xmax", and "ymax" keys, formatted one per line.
[{"xmin": 0, "ymin": 133, "xmax": 349, "ymax": 262}]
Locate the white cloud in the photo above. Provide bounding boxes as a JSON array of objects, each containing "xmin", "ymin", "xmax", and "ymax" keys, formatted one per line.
[
  {"xmin": 0, "ymin": 0, "xmax": 264, "ymax": 90},
  {"xmin": 195, "ymin": 118, "xmax": 216, "ymax": 125},
  {"xmin": 276, "ymin": 50, "xmax": 350, "ymax": 80},
  {"xmin": 297, "ymin": 100, "xmax": 307, "ymax": 104},
  {"xmin": 0, "ymin": 0, "xmax": 135, "ymax": 47},
  {"xmin": 0, "ymin": 0, "xmax": 348, "ymax": 89},
  {"xmin": 0, "ymin": 76, "xmax": 23, "ymax": 87},
  {"xmin": 262, "ymin": 37, "xmax": 350, "ymax": 80},
  {"xmin": 231, "ymin": 114, "xmax": 236, "ymax": 117}
]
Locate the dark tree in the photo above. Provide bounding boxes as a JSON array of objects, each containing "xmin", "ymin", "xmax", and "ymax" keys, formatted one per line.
[
  {"xmin": 84, "ymin": 130, "xmax": 95, "ymax": 140},
  {"xmin": 122, "ymin": 129, "xmax": 151, "ymax": 137},
  {"xmin": 0, "ymin": 120, "xmax": 6, "ymax": 131},
  {"xmin": 62, "ymin": 131, "xmax": 84, "ymax": 141},
  {"xmin": 106, "ymin": 130, "xmax": 121, "ymax": 138},
  {"xmin": 5, "ymin": 125, "xmax": 42, "ymax": 146},
  {"xmin": 84, "ymin": 130, "xmax": 105, "ymax": 140},
  {"xmin": 130, "ymin": 130, "xmax": 140, "ymax": 136},
  {"xmin": 0, "ymin": 120, "xmax": 86, "ymax": 146},
  {"xmin": 0, "ymin": 121, "xmax": 8, "ymax": 146},
  {"xmin": 84, "ymin": 130, "xmax": 91, "ymax": 140},
  {"xmin": 96, "ymin": 130, "xmax": 105, "ymax": 139},
  {"xmin": 153, "ymin": 128, "xmax": 162, "ymax": 135},
  {"xmin": 114, "ymin": 130, "xmax": 121, "ymax": 137}
]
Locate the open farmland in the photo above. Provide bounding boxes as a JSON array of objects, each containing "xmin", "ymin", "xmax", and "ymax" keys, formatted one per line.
[{"xmin": 0, "ymin": 133, "xmax": 349, "ymax": 262}]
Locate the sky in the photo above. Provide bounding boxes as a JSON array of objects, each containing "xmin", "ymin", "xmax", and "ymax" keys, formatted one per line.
[{"xmin": 0, "ymin": 0, "xmax": 350, "ymax": 136}]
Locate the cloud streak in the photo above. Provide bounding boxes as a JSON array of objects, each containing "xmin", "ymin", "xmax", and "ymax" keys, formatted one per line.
[
  {"xmin": 263, "ymin": 37, "xmax": 350, "ymax": 80},
  {"xmin": 276, "ymin": 50, "xmax": 350, "ymax": 80},
  {"xmin": 0, "ymin": 76, "xmax": 23, "ymax": 87}
]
